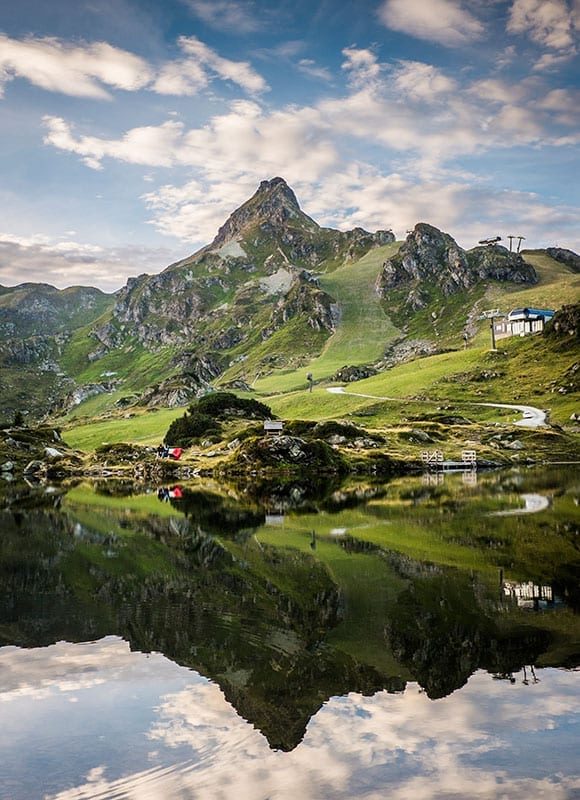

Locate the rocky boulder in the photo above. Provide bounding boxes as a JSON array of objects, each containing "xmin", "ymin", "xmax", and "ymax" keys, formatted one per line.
[
  {"xmin": 333, "ymin": 364, "xmax": 377, "ymax": 382},
  {"xmin": 63, "ymin": 381, "xmax": 119, "ymax": 410},
  {"xmin": 466, "ymin": 246, "xmax": 537, "ymax": 284},
  {"xmin": 225, "ymin": 435, "xmax": 349, "ymax": 474},
  {"xmin": 546, "ymin": 247, "xmax": 580, "ymax": 272},
  {"xmin": 378, "ymin": 223, "xmax": 472, "ymax": 297},
  {"xmin": 269, "ymin": 274, "xmax": 339, "ymax": 334},
  {"xmin": 545, "ymin": 303, "xmax": 580, "ymax": 346}
]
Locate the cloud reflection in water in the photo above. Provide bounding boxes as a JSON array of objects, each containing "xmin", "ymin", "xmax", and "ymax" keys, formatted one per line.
[{"xmin": 0, "ymin": 637, "xmax": 578, "ymax": 799}]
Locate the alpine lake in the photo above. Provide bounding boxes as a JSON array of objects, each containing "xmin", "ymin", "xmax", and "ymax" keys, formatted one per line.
[{"xmin": 1, "ymin": 466, "xmax": 579, "ymax": 800}]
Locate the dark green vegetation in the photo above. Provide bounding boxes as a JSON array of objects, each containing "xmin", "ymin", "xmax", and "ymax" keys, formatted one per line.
[
  {"xmin": 1, "ymin": 467, "xmax": 578, "ymax": 749},
  {"xmin": 165, "ymin": 391, "xmax": 273, "ymax": 447}
]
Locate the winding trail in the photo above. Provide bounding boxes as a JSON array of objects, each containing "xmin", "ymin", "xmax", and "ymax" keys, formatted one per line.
[{"xmin": 326, "ymin": 387, "xmax": 547, "ymax": 428}]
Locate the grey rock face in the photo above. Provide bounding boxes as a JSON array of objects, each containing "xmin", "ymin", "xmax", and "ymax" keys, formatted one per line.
[
  {"xmin": 546, "ymin": 247, "xmax": 580, "ymax": 272},
  {"xmin": 333, "ymin": 365, "xmax": 377, "ymax": 382},
  {"xmin": 377, "ymin": 223, "xmax": 537, "ymax": 305},
  {"xmin": 466, "ymin": 246, "xmax": 537, "ymax": 283},
  {"xmin": 0, "ymin": 283, "xmax": 112, "ymax": 340},
  {"xmin": 270, "ymin": 277, "xmax": 339, "ymax": 334},
  {"xmin": 140, "ymin": 356, "xmax": 221, "ymax": 407},
  {"xmin": 64, "ymin": 382, "xmax": 119, "ymax": 410}
]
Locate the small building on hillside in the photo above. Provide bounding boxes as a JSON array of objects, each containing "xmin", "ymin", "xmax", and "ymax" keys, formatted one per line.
[{"xmin": 493, "ymin": 307, "xmax": 555, "ymax": 340}]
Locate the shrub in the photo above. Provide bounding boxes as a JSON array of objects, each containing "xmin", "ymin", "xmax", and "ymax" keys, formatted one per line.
[
  {"xmin": 192, "ymin": 392, "xmax": 273, "ymax": 420},
  {"xmin": 165, "ymin": 412, "xmax": 221, "ymax": 447}
]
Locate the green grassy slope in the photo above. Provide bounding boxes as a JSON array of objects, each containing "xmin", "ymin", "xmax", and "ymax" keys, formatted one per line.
[
  {"xmin": 62, "ymin": 329, "xmax": 576, "ymax": 451},
  {"xmin": 254, "ymin": 243, "xmax": 401, "ymax": 394},
  {"xmin": 491, "ymin": 250, "xmax": 580, "ymax": 311}
]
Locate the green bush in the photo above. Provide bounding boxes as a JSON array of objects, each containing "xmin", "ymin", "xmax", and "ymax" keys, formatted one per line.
[
  {"xmin": 192, "ymin": 392, "xmax": 273, "ymax": 420},
  {"xmin": 165, "ymin": 412, "xmax": 221, "ymax": 447},
  {"xmin": 164, "ymin": 393, "xmax": 274, "ymax": 448}
]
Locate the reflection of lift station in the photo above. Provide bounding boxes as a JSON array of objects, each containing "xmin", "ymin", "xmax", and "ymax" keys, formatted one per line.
[{"xmin": 478, "ymin": 236, "xmax": 502, "ymax": 246}]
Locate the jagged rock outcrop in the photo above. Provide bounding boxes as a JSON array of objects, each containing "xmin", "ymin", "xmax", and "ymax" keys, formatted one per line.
[
  {"xmin": 63, "ymin": 381, "xmax": 120, "ymax": 410},
  {"xmin": 333, "ymin": 364, "xmax": 377, "ymax": 382},
  {"xmin": 92, "ymin": 269, "xmax": 209, "ymax": 350},
  {"xmin": 140, "ymin": 355, "xmax": 221, "ymax": 407},
  {"xmin": 546, "ymin": 247, "xmax": 580, "ymax": 272},
  {"xmin": 377, "ymin": 223, "xmax": 537, "ymax": 306},
  {"xmin": 269, "ymin": 271, "xmax": 339, "ymax": 334},
  {"xmin": 544, "ymin": 303, "xmax": 580, "ymax": 345},
  {"xmin": 225, "ymin": 434, "xmax": 349, "ymax": 474},
  {"xmin": 0, "ymin": 333, "xmax": 68, "ymax": 368},
  {"xmin": 466, "ymin": 245, "xmax": 538, "ymax": 283},
  {"xmin": 210, "ymin": 177, "xmax": 316, "ymax": 248}
]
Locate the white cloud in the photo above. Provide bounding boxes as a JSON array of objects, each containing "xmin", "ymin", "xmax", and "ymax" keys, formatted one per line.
[
  {"xmin": 378, "ymin": 0, "xmax": 485, "ymax": 47},
  {"xmin": 38, "ymin": 42, "xmax": 580, "ymax": 253},
  {"xmin": 43, "ymin": 117, "xmax": 187, "ymax": 170},
  {"xmin": 140, "ymin": 160, "xmax": 580, "ymax": 254},
  {"xmin": 535, "ymin": 87, "xmax": 580, "ymax": 124},
  {"xmin": 142, "ymin": 177, "xmax": 257, "ymax": 242},
  {"xmin": 153, "ymin": 55, "xmax": 209, "ymax": 95},
  {"xmin": 44, "ymin": 100, "xmax": 336, "ymax": 180},
  {"xmin": 297, "ymin": 59, "xmax": 333, "ymax": 82},
  {"xmin": 153, "ymin": 36, "xmax": 268, "ymax": 96},
  {"xmin": 390, "ymin": 60, "xmax": 457, "ymax": 101},
  {"xmin": 468, "ymin": 78, "xmax": 530, "ymax": 104},
  {"xmin": 341, "ymin": 46, "xmax": 382, "ymax": 88},
  {"xmin": 0, "ymin": 637, "xmax": 176, "ymax": 701},
  {"xmin": 0, "ymin": 34, "xmax": 152, "ymax": 99},
  {"xmin": 533, "ymin": 50, "xmax": 576, "ymax": 70},
  {"xmin": 185, "ymin": 0, "xmax": 261, "ymax": 33},
  {"xmin": 507, "ymin": 0, "xmax": 578, "ymax": 50},
  {"xmin": 0, "ymin": 33, "xmax": 267, "ymax": 101},
  {"xmin": 0, "ymin": 232, "xmax": 180, "ymax": 291}
]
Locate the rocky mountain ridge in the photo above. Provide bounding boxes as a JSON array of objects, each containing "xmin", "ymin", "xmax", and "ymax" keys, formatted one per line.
[
  {"xmin": 0, "ymin": 178, "xmax": 576, "ymax": 422},
  {"xmin": 0, "ymin": 283, "xmax": 112, "ymax": 340},
  {"xmin": 377, "ymin": 223, "xmax": 537, "ymax": 311}
]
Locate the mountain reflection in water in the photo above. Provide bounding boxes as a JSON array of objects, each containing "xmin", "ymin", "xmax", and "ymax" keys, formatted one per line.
[{"xmin": 0, "ymin": 467, "xmax": 579, "ymax": 799}]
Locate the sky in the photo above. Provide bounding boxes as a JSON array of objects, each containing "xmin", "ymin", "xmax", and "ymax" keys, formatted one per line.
[{"xmin": 0, "ymin": 0, "xmax": 579, "ymax": 292}]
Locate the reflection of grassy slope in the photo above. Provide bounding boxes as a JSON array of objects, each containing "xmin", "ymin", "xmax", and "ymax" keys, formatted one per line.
[
  {"xmin": 257, "ymin": 522, "xmax": 408, "ymax": 676},
  {"xmin": 254, "ymin": 474, "xmax": 580, "ymax": 671},
  {"xmin": 64, "ymin": 485, "xmax": 185, "ymax": 517},
  {"xmin": 255, "ymin": 243, "xmax": 401, "ymax": 393}
]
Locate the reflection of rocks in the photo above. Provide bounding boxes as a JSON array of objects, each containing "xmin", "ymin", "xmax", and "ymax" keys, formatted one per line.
[
  {"xmin": 2, "ymin": 475, "xmax": 579, "ymax": 754},
  {"xmin": 386, "ymin": 575, "xmax": 551, "ymax": 699}
]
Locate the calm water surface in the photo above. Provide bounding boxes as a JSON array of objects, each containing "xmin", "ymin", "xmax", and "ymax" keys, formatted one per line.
[{"xmin": 1, "ymin": 467, "xmax": 579, "ymax": 799}]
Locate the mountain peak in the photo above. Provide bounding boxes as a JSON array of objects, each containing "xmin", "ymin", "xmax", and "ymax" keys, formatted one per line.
[
  {"xmin": 208, "ymin": 177, "xmax": 318, "ymax": 250},
  {"xmin": 255, "ymin": 176, "xmax": 299, "ymax": 208}
]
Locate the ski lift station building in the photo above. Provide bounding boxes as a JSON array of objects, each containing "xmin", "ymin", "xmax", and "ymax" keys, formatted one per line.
[{"xmin": 493, "ymin": 307, "xmax": 555, "ymax": 340}]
